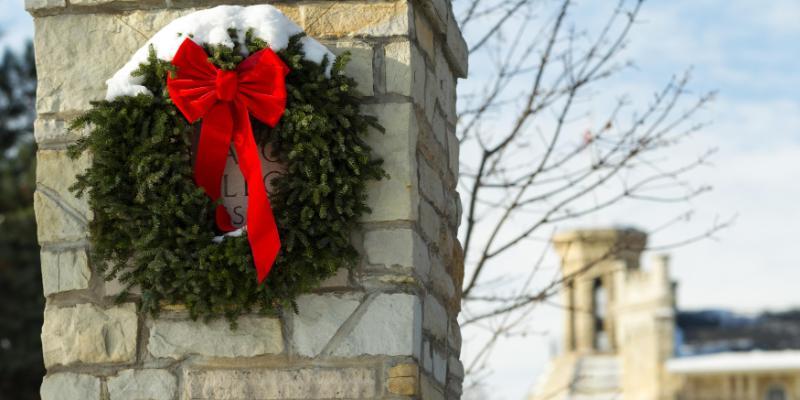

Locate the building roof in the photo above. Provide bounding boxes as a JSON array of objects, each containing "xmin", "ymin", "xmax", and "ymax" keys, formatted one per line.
[{"xmin": 667, "ymin": 351, "xmax": 800, "ymax": 375}]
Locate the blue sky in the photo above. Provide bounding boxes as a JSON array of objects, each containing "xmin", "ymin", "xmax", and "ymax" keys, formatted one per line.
[
  {"xmin": 457, "ymin": 1, "xmax": 800, "ymax": 398},
  {"xmin": 2, "ymin": 0, "xmax": 799, "ymax": 399}
]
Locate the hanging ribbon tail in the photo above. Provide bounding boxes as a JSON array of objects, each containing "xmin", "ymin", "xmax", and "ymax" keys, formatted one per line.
[
  {"xmin": 232, "ymin": 101, "xmax": 281, "ymax": 282},
  {"xmin": 167, "ymin": 37, "xmax": 288, "ymax": 283},
  {"xmin": 195, "ymin": 103, "xmax": 236, "ymax": 232}
]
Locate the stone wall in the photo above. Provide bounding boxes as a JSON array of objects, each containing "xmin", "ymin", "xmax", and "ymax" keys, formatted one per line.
[{"xmin": 28, "ymin": 0, "xmax": 467, "ymax": 399}]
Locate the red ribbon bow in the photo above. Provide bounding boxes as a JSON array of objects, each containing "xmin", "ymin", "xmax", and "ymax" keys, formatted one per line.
[{"xmin": 167, "ymin": 38, "xmax": 289, "ymax": 283}]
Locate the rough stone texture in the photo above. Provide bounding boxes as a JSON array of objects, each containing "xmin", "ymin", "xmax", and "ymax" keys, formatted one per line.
[
  {"xmin": 34, "ymin": 10, "xmax": 190, "ymax": 114},
  {"xmin": 423, "ymin": 294, "xmax": 448, "ymax": 341},
  {"xmin": 447, "ymin": 127, "xmax": 460, "ymax": 177},
  {"xmin": 446, "ymin": 190, "xmax": 462, "ymax": 228},
  {"xmin": 33, "ymin": 189, "xmax": 87, "ymax": 244},
  {"xmin": 420, "ymin": 157, "xmax": 446, "ymax": 211},
  {"xmin": 25, "ymin": 0, "xmax": 64, "ymax": 11},
  {"xmin": 69, "ymin": 0, "xmax": 133, "ymax": 5},
  {"xmin": 384, "ymin": 40, "xmax": 426, "ymax": 103},
  {"xmin": 414, "ymin": 9, "xmax": 436, "ymax": 60},
  {"xmin": 40, "ymin": 372, "xmax": 101, "ymax": 400},
  {"xmin": 41, "ymin": 248, "xmax": 90, "ymax": 296},
  {"xmin": 148, "ymin": 316, "xmax": 283, "ymax": 359},
  {"xmin": 291, "ymin": 294, "xmax": 361, "ymax": 357},
  {"xmin": 34, "ymin": 149, "xmax": 92, "ymax": 244},
  {"xmin": 449, "ymin": 355, "xmax": 464, "ymax": 379},
  {"xmin": 41, "ymin": 303, "xmax": 137, "ymax": 367},
  {"xmin": 421, "ymin": 374, "xmax": 446, "ymax": 400},
  {"xmin": 431, "ymin": 108, "xmax": 447, "ymax": 147},
  {"xmin": 448, "ymin": 317, "xmax": 462, "ymax": 353},
  {"xmin": 332, "ymin": 293, "xmax": 421, "ymax": 357},
  {"xmin": 34, "ymin": 117, "xmax": 85, "ymax": 145},
  {"xmin": 103, "ymin": 269, "xmax": 142, "ymax": 297},
  {"xmin": 430, "ymin": 253, "xmax": 456, "ymax": 306},
  {"xmin": 445, "ymin": 12, "xmax": 469, "ymax": 78},
  {"xmin": 424, "ymin": 69, "xmax": 439, "ymax": 122},
  {"xmin": 182, "ymin": 367, "xmax": 376, "ymax": 399},
  {"xmin": 329, "ymin": 41, "xmax": 373, "ymax": 96},
  {"xmin": 301, "ymin": 2, "xmax": 409, "ymax": 38},
  {"xmin": 317, "ymin": 267, "xmax": 349, "ymax": 289},
  {"xmin": 419, "ymin": 199, "xmax": 440, "ymax": 242},
  {"xmin": 364, "ymin": 228, "xmax": 429, "ymax": 276},
  {"xmin": 388, "ymin": 363, "xmax": 419, "ymax": 395},
  {"xmin": 432, "ymin": 347, "xmax": 447, "ymax": 384},
  {"xmin": 361, "ymin": 102, "xmax": 418, "ymax": 222},
  {"xmin": 37, "ymin": 150, "xmax": 91, "ymax": 217},
  {"xmin": 107, "ymin": 369, "xmax": 177, "ymax": 400}
]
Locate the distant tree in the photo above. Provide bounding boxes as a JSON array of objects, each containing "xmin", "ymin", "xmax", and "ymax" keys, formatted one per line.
[{"xmin": 0, "ymin": 41, "xmax": 43, "ymax": 400}]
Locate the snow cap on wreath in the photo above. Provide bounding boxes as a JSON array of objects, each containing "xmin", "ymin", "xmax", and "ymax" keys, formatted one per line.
[{"xmin": 106, "ymin": 5, "xmax": 335, "ymax": 100}]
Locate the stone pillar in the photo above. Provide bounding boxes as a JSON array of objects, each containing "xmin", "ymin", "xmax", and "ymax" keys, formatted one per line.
[
  {"xmin": 552, "ymin": 228, "xmax": 647, "ymax": 353},
  {"xmin": 28, "ymin": 1, "xmax": 467, "ymax": 399}
]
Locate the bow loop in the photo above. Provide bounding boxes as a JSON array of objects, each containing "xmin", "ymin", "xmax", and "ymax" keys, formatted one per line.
[{"xmin": 167, "ymin": 37, "xmax": 289, "ymax": 283}]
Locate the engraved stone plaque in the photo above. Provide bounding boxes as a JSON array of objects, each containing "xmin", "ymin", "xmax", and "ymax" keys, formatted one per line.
[{"xmin": 220, "ymin": 145, "xmax": 284, "ymax": 228}]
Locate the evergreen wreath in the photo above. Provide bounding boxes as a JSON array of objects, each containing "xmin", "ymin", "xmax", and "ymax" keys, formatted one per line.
[{"xmin": 68, "ymin": 29, "xmax": 385, "ymax": 322}]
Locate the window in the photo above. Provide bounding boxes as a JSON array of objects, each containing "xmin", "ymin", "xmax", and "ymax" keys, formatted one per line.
[
  {"xmin": 592, "ymin": 278, "xmax": 610, "ymax": 351},
  {"xmin": 766, "ymin": 385, "xmax": 787, "ymax": 400}
]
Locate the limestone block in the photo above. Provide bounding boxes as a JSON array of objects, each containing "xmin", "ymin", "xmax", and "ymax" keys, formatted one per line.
[
  {"xmin": 108, "ymin": 369, "xmax": 177, "ymax": 400},
  {"xmin": 416, "ymin": 0, "xmax": 448, "ymax": 33},
  {"xmin": 301, "ymin": 2, "xmax": 409, "ymax": 38},
  {"xmin": 41, "ymin": 303, "xmax": 137, "ymax": 367},
  {"xmin": 40, "ymin": 373, "xmax": 101, "ymax": 400},
  {"xmin": 431, "ymin": 108, "xmax": 447, "ymax": 147},
  {"xmin": 103, "ymin": 269, "xmax": 142, "ymax": 297},
  {"xmin": 448, "ymin": 317, "xmax": 462, "ymax": 353},
  {"xmin": 420, "ymin": 374, "xmax": 446, "ymax": 400},
  {"xmin": 291, "ymin": 294, "xmax": 361, "ymax": 357},
  {"xmin": 41, "ymin": 248, "xmax": 91, "ymax": 296},
  {"xmin": 317, "ymin": 267, "xmax": 349, "ymax": 289},
  {"xmin": 70, "ymin": 0, "xmax": 132, "ymax": 5},
  {"xmin": 432, "ymin": 347, "xmax": 447, "ymax": 384},
  {"xmin": 447, "ymin": 127, "xmax": 460, "ymax": 178},
  {"xmin": 37, "ymin": 149, "xmax": 91, "ymax": 217},
  {"xmin": 430, "ymin": 254, "xmax": 456, "ymax": 307},
  {"xmin": 182, "ymin": 367, "xmax": 376, "ymax": 399},
  {"xmin": 332, "ymin": 293, "xmax": 421, "ymax": 357},
  {"xmin": 414, "ymin": 10, "xmax": 436, "ymax": 60},
  {"xmin": 424, "ymin": 68, "xmax": 440, "ymax": 123},
  {"xmin": 33, "ymin": 190, "xmax": 87, "ymax": 244},
  {"xmin": 384, "ymin": 40, "xmax": 426, "ymax": 103},
  {"xmin": 422, "ymin": 340, "xmax": 433, "ymax": 372},
  {"xmin": 329, "ymin": 41, "xmax": 373, "ymax": 96},
  {"xmin": 446, "ymin": 190, "xmax": 462, "ymax": 229},
  {"xmin": 419, "ymin": 199, "xmax": 440, "ymax": 243},
  {"xmin": 419, "ymin": 157, "xmax": 446, "ymax": 211},
  {"xmin": 363, "ymin": 228, "xmax": 429, "ymax": 277},
  {"xmin": 445, "ymin": 12, "xmax": 469, "ymax": 78},
  {"xmin": 361, "ymin": 102, "xmax": 418, "ymax": 222},
  {"xmin": 449, "ymin": 355, "xmax": 464, "ymax": 379},
  {"xmin": 25, "ymin": 0, "xmax": 64, "ymax": 11},
  {"xmin": 435, "ymin": 43, "xmax": 457, "ymax": 123},
  {"xmin": 34, "ymin": 117, "xmax": 86, "ymax": 145},
  {"xmin": 423, "ymin": 294, "xmax": 448, "ymax": 340},
  {"xmin": 34, "ymin": 10, "xmax": 191, "ymax": 114},
  {"xmin": 148, "ymin": 316, "xmax": 283, "ymax": 359},
  {"xmin": 387, "ymin": 363, "xmax": 419, "ymax": 396}
]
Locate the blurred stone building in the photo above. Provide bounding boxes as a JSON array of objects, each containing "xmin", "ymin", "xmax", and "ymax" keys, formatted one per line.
[{"xmin": 529, "ymin": 228, "xmax": 800, "ymax": 400}]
